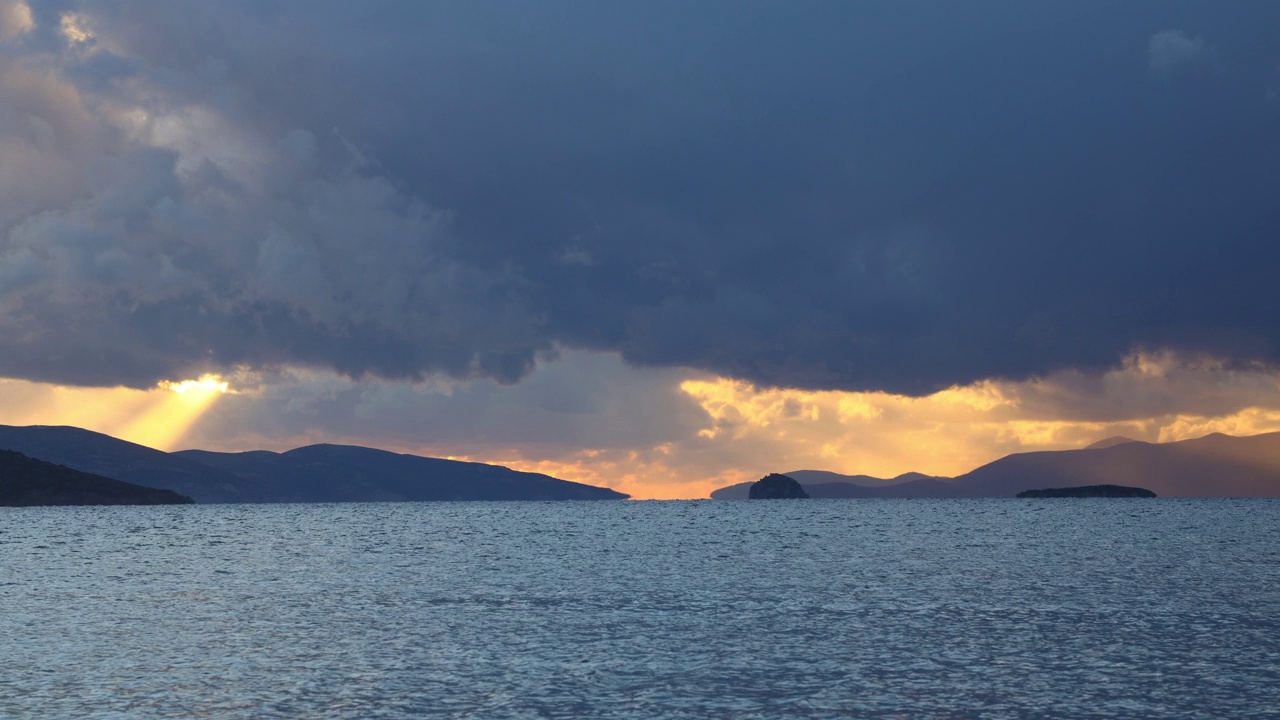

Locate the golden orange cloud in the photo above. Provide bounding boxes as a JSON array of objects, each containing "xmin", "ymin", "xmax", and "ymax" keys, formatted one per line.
[
  {"xmin": 4, "ymin": 353, "xmax": 1280, "ymax": 500},
  {"xmin": 448, "ymin": 354, "xmax": 1280, "ymax": 498}
]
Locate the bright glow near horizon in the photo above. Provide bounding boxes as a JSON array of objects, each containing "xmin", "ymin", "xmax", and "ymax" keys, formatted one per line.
[
  {"xmin": 0, "ymin": 374, "xmax": 231, "ymax": 451},
  {"xmin": 116, "ymin": 375, "xmax": 229, "ymax": 450},
  {"xmin": 4, "ymin": 357, "xmax": 1280, "ymax": 499}
]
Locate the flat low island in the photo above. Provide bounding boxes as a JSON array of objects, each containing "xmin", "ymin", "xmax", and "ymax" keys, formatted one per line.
[{"xmin": 1016, "ymin": 485, "xmax": 1157, "ymax": 499}]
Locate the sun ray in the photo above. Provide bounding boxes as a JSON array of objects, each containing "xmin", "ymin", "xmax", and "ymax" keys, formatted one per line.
[
  {"xmin": 115, "ymin": 375, "xmax": 230, "ymax": 450},
  {"xmin": 0, "ymin": 374, "xmax": 230, "ymax": 451}
]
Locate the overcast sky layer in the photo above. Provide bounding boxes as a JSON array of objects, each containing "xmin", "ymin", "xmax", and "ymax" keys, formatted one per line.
[{"xmin": 2, "ymin": 2, "xmax": 1280, "ymax": 496}]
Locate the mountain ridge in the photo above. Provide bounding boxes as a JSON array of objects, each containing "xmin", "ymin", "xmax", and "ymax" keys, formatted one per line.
[
  {"xmin": 1085, "ymin": 436, "xmax": 1142, "ymax": 450},
  {"xmin": 712, "ymin": 432, "xmax": 1280, "ymax": 499},
  {"xmin": 0, "ymin": 449, "xmax": 193, "ymax": 506},
  {"xmin": 710, "ymin": 470, "xmax": 943, "ymax": 500},
  {"xmin": 173, "ymin": 443, "xmax": 627, "ymax": 502},
  {"xmin": 0, "ymin": 425, "xmax": 628, "ymax": 503}
]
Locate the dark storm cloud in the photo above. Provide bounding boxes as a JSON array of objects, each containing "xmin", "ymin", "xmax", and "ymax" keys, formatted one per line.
[{"xmin": 2, "ymin": 1, "xmax": 1280, "ymax": 393}]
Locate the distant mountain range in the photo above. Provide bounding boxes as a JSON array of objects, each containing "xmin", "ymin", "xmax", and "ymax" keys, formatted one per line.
[
  {"xmin": 0, "ymin": 450, "xmax": 193, "ymax": 506},
  {"xmin": 711, "ymin": 470, "xmax": 950, "ymax": 499},
  {"xmin": 711, "ymin": 432, "xmax": 1280, "ymax": 499},
  {"xmin": 0, "ymin": 425, "xmax": 628, "ymax": 503}
]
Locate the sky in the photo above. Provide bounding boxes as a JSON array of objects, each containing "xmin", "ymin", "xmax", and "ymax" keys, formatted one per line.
[{"xmin": 2, "ymin": 1, "xmax": 1280, "ymax": 498}]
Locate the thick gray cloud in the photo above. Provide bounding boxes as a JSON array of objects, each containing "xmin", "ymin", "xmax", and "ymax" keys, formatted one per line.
[
  {"xmin": 186, "ymin": 351, "xmax": 710, "ymax": 457},
  {"xmin": 3, "ymin": 1, "xmax": 1280, "ymax": 394}
]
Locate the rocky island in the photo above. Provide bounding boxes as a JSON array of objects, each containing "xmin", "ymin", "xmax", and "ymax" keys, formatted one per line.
[
  {"xmin": 0, "ymin": 450, "xmax": 194, "ymax": 506},
  {"xmin": 1016, "ymin": 484, "xmax": 1156, "ymax": 498},
  {"xmin": 748, "ymin": 473, "xmax": 810, "ymax": 499}
]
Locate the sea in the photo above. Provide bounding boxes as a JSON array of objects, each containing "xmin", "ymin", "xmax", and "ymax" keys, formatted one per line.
[{"xmin": 2, "ymin": 499, "xmax": 1278, "ymax": 719}]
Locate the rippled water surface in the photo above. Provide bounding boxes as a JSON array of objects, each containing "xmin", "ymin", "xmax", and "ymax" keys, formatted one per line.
[{"xmin": 2, "ymin": 500, "xmax": 1279, "ymax": 719}]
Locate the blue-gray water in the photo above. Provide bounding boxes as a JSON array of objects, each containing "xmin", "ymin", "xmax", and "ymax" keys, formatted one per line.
[{"xmin": 2, "ymin": 500, "xmax": 1278, "ymax": 719}]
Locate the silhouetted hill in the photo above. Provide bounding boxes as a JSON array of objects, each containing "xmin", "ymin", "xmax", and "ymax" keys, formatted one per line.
[
  {"xmin": 0, "ymin": 425, "xmax": 628, "ymax": 503},
  {"xmin": 174, "ymin": 444, "xmax": 628, "ymax": 502},
  {"xmin": 0, "ymin": 450, "xmax": 193, "ymax": 506},
  {"xmin": 785, "ymin": 470, "xmax": 926, "ymax": 488},
  {"xmin": 1085, "ymin": 436, "xmax": 1141, "ymax": 450},
  {"xmin": 711, "ymin": 432, "xmax": 1280, "ymax": 499},
  {"xmin": 709, "ymin": 471, "xmax": 943, "ymax": 499},
  {"xmin": 0, "ymin": 425, "xmax": 259, "ymax": 503},
  {"xmin": 950, "ymin": 432, "xmax": 1280, "ymax": 498}
]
